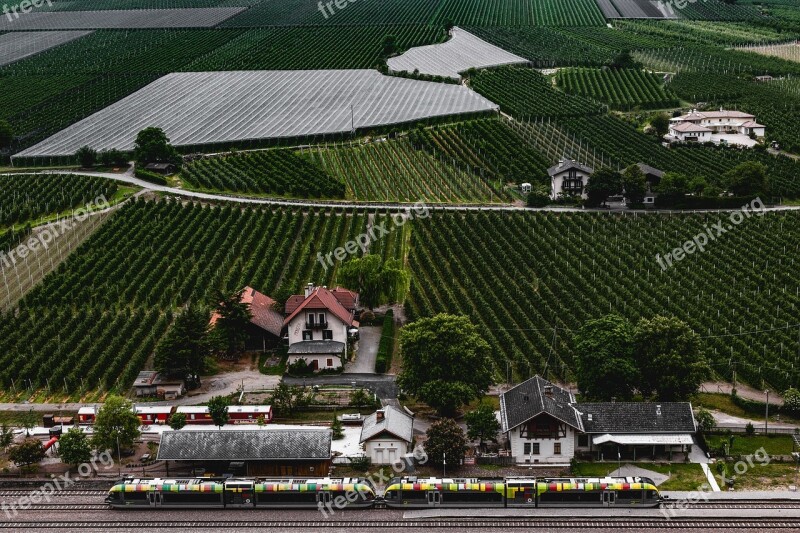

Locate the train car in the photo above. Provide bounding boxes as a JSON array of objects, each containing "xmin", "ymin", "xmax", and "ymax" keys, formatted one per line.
[
  {"xmin": 383, "ymin": 476, "xmax": 662, "ymax": 509},
  {"xmin": 107, "ymin": 477, "xmax": 376, "ymax": 509},
  {"xmin": 383, "ymin": 477, "xmax": 505, "ymax": 508}
]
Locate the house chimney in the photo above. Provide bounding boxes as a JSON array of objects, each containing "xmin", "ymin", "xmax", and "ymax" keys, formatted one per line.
[
  {"xmin": 305, "ymin": 283, "xmax": 315, "ymax": 298},
  {"xmin": 656, "ymin": 405, "xmax": 662, "ymax": 416},
  {"xmin": 544, "ymin": 385, "xmax": 553, "ymax": 398},
  {"xmin": 376, "ymin": 409, "xmax": 385, "ymax": 421}
]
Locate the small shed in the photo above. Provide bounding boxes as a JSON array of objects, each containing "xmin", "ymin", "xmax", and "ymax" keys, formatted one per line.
[
  {"xmin": 77, "ymin": 406, "xmax": 97, "ymax": 425},
  {"xmin": 145, "ymin": 163, "xmax": 177, "ymax": 174},
  {"xmin": 521, "ymin": 182, "xmax": 532, "ymax": 193},
  {"xmin": 359, "ymin": 406, "xmax": 414, "ymax": 465}
]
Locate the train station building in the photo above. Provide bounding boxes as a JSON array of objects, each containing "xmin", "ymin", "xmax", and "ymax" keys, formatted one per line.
[
  {"xmin": 500, "ymin": 376, "xmax": 697, "ymax": 465},
  {"xmin": 156, "ymin": 428, "xmax": 332, "ymax": 477}
]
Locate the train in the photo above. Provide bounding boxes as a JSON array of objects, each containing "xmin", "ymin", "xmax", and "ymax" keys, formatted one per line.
[{"xmin": 106, "ymin": 475, "xmax": 662, "ymax": 509}]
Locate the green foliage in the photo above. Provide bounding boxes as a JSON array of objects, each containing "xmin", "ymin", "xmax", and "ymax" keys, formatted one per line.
[
  {"xmin": 558, "ymin": 68, "xmax": 678, "ymax": 110},
  {"xmin": 723, "ymin": 161, "xmax": 768, "ymax": 196},
  {"xmin": 634, "ymin": 315, "xmax": 709, "ymax": 401},
  {"xmin": 337, "ymin": 255, "xmax": 408, "ymax": 309},
  {"xmin": 154, "ymin": 305, "xmax": 210, "ymax": 381},
  {"xmin": 622, "ymin": 164, "xmax": 647, "ymax": 206},
  {"xmin": 209, "ymin": 288, "xmax": 253, "ymax": 359},
  {"xmin": 181, "ymin": 150, "xmax": 345, "ymax": 198},
  {"xmin": 349, "ymin": 388, "xmax": 379, "ymax": 409},
  {"xmin": 270, "ymin": 383, "xmax": 311, "ymax": 416},
  {"xmin": 9, "ymin": 438, "xmax": 45, "ymax": 467},
  {"xmin": 75, "ymin": 146, "xmax": 97, "ymax": 168},
  {"xmin": 349, "ymin": 455, "xmax": 372, "ymax": 472},
  {"xmin": 0, "ymin": 119, "xmax": 13, "ymax": 148},
  {"xmin": 465, "ymin": 401, "xmax": 501, "ymax": 446},
  {"xmin": 58, "ymin": 427, "xmax": 92, "ymax": 467},
  {"xmin": 650, "ymin": 113, "xmax": 670, "ymax": 138},
  {"xmin": 134, "ymin": 168, "xmax": 168, "ymax": 186},
  {"xmin": 745, "ymin": 422, "xmax": 755, "ymax": 436},
  {"xmin": 586, "ymin": 167, "xmax": 622, "ymax": 207},
  {"xmin": 375, "ymin": 309, "xmax": 395, "ymax": 374},
  {"xmin": 573, "ymin": 314, "xmax": 638, "ymax": 401},
  {"xmin": 424, "ymin": 418, "xmax": 467, "ymax": 466},
  {"xmin": 168, "ymin": 412, "xmax": 187, "ymax": 431},
  {"xmin": 398, "ymin": 314, "xmax": 493, "ymax": 416},
  {"xmin": 611, "ymin": 50, "xmax": 640, "ymax": 70},
  {"xmin": 527, "ymin": 184, "xmax": 551, "ymax": 207},
  {"xmin": 0, "ymin": 424, "xmax": 13, "ymax": 450},
  {"xmin": 287, "ymin": 358, "xmax": 315, "ymax": 376},
  {"xmin": 207, "ymin": 395, "xmax": 230, "ymax": 429},
  {"xmin": 100, "ymin": 149, "xmax": 128, "ymax": 167},
  {"xmin": 92, "ymin": 395, "xmax": 141, "ymax": 454},
  {"xmin": 134, "ymin": 127, "xmax": 180, "ymax": 167},
  {"xmin": 0, "ymin": 173, "xmax": 116, "ymax": 229},
  {"xmin": 331, "ymin": 413, "xmax": 344, "ymax": 440},
  {"xmin": 783, "ymin": 388, "xmax": 800, "ymax": 416},
  {"xmin": 695, "ymin": 408, "xmax": 716, "ymax": 433}
]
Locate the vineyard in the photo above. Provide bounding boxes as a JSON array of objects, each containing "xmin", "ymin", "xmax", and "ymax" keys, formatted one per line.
[
  {"xmin": 0, "ymin": 174, "xmax": 118, "ymax": 228},
  {"xmin": 405, "ymin": 210, "xmax": 800, "ymax": 391},
  {"xmin": 181, "ymin": 150, "xmax": 346, "ymax": 199},
  {"xmin": 0, "ymin": 199, "xmax": 412, "ymax": 398},
  {"xmin": 305, "ymin": 138, "xmax": 514, "ymax": 203},
  {"xmin": 469, "ymin": 66, "xmax": 604, "ymax": 119},
  {"xmin": 556, "ymin": 68, "xmax": 679, "ymax": 110}
]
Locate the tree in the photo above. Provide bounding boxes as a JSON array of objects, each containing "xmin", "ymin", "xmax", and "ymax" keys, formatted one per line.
[
  {"xmin": 331, "ymin": 413, "xmax": 344, "ymax": 440},
  {"xmin": 209, "ymin": 288, "xmax": 252, "ymax": 359},
  {"xmin": 784, "ymin": 388, "xmax": 800, "ymax": 416},
  {"xmin": 723, "ymin": 161, "xmax": 768, "ymax": 197},
  {"xmin": 0, "ymin": 423, "xmax": 13, "ymax": 451},
  {"xmin": 695, "ymin": 408, "xmax": 716, "ymax": 433},
  {"xmin": 586, "ymin": 167, "xmax": 622, "ymax": 207},
  {"xmin": 22, "ymin": 408, "xmax": 37, "ymax": 436},
  {"xmin": 573, "ymin": 314, "xmax": 638, "ymax": 401},
  {"xmin": 58, "ymin": 427, "xmax": 92, "ymax": 468},
  {"xmin": 337, "ymin": 255, "xmax": 408, "ymax": 309},
  {"xmin": 154, "ymin": 305, "xmax": 211, "ymax": 382},
  {"xmin": 207, "ymin": 395, "xmax": 230, "ymax": 429},
  {"xmin": 168, "ymin": 412, "xmax": 187, "ymax": 430},
  {"xmin": 611, "ymin": 50, "xmax": 639, "ymax": 69},
  {"xmin": 398, "ymin": 314, "xmax": 493, "ymax": 416},
  {"xmin": 349, "ymin": 388, "xmax": 378, "ymax": 409},
  {"xmin": 270, "ymin": 383, "xmax": 311, "ymax": 416},
  {"xmin": 688, "ymin": 175, "xmax": 709, "ymax": 196},
  {"xmin": 8, "ymin": 438, "xmax": 45, "ymax": 467},
  {"xmin": 133, "ymin": 127, "xmax": 180, "ymax": 167},
  {"xmin": 382, "ymin": 34, "xmax": 397, "ymax": 57},
  {"xmin": 465, "ymin": 402, "xmax": 500, "ymax": 449},
  {"xmin": 424, "ymin": 418, "xmax": 467, "ymax": 466},
  {"xmin": 634, "ymin": 316, "xmax": 708, "ymax": 401},
  {"xmin": 100, "ymin": 149, "xmax": 128, "ymax": 167},
  {"xmin": 92, "ymin": 395, "xmax": 141, "ymax": 456},
  {"xmin": 745, "ymin": 422, "xmax": 755, "ymax": 436},
  {"xmin": 656, "ymin": 171, "xmax": 690, "ymax": 204},
  {"xmin": 527, "ymin": 183, "xmax": 551, "ymax": 207},
  {"xmin": 622, "ymin": 164, "xmax": 647, "ymax": 206},
  {"xmin": 0, "ymin": 119, "xmax": 13, "ymax": 149},
  {"xmin": 75, "ymin": 146, "xmax": 97, "ymax": 168},
  {"xmin": 650, "ymin": 113, "xmax": 670, "ymax": 138}
]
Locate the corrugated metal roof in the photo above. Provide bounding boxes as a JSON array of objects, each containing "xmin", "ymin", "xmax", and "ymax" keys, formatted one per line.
[
  {"xmin": 359, "ymin": 406, "xmax": 413, "ymax": 444},
  {"xmin": 592, "ymin": 434, "xmax": 694, "ymax": 445},
  {"xmin": 157, "ymin": 429, "xmax": 332, "ymax": 461}
]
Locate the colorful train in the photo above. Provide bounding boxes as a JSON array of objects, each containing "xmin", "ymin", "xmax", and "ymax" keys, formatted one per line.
[{"xmin": 106, "ymin": 475, "xmax": 662, "ymax": 509}]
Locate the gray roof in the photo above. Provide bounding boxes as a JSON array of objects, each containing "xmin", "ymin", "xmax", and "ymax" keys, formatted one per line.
[
  {"xmin": 156, "ymin": 430, "xmax": 332, "ymax": 461},
  {"xmin": 499, "ymin": 376, "xmax": 583, "ymax": 433},
  {"xmin": 359, "ymin": 406, "xmax": 413, "ymax": 444},
  {"xmin": 547, "ymin": 160, "xmax": 593, "ymax": 177},
  {"xmin": 577, "ymin": 403, "xmax": 696, "ymax": 434},
  {"xmin": 288, "ymin": 340, "xmax": 345, "ymax": 355},
  {"xmin": 636, "ymin": 162, "xmax": 665, "ymax": 179}
]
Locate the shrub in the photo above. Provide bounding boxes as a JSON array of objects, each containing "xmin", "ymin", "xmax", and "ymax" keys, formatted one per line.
[
  {"xmin": 374, "ymin": 309, "xmax": 394, "ymax": 373},
  {"xmin": 134, "ymin": 168, "xmax": 168, "ymax": 186}
]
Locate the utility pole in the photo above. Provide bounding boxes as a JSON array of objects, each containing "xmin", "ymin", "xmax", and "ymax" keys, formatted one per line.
[{"xmin": 765, "ymin": 389, "xmax": 770, "ymax": 434}]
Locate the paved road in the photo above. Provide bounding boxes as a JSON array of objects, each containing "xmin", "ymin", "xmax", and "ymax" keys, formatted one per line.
[
  {"xmin": 344, "ymin": 326, "xmax": 380, "ymax": 374},
  {"xmin": 284, "ymin": 373, "xmax": 397, "ymax": 400}
]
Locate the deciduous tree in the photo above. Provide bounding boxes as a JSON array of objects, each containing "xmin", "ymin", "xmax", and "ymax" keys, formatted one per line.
[
  {"xmin": 58, "ymin": 427, "xmax": 92, "ymax": 468},
  {"xmin": 338, "ymin": 255, "xmax": 408, "ymax": 309},
  {"xmin": 207, "ymin": 395, "xmax": 230, "ymax": 429},
  {"xmin": 134, "ymin": 127, "xmax": 180, "ymax": 167},
  {"xmin": 622, "ymin": 164, "xmax": 647, "ymax": 206},
  {"xmin": 168, "ymin": 412, "xmax": 187, "ymax": 430},
  {"xmin": 424, "ymin": 418, "xmax": 467, "ymax": 466},
  {"xmin": 9, "ymin": 438, "xmax": 45, "ymax": 467},
  {"xmin": 586, "ymin": 167, "xmax": 622, "ymax": 207},
  {"xmin": 465, "ymin": 402, "xmax": 500, "ymax": 449},
  {"xmin": 76, "ymin": 146, "xmax": 97, "ymax": 168},
  {"xmin": 92, "ymin": 395, "xmax": 141, "ymax": 455},
  {"xmin": 573, "ymin": 314, "xmax": 638, "ymax": 401},
  {"xmin": 154, "ymin": 305, "xmax": 211, "ymax": 383}
]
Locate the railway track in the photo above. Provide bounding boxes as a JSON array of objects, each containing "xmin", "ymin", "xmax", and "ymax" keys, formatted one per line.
[
  {"xmin": 0, "ymin": 490, "xmax": 107, "ymax": 497},
  {"xmin": 3, "ymin": 519, "xmax": 800, "ymax": 528}
]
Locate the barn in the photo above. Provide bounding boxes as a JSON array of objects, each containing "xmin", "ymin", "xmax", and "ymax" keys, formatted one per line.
[{"xmin": 156, "ymin": 429, "xmax": 332, "ymax": 477}]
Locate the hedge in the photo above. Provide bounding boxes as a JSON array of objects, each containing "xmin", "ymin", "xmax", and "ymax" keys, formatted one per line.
[
  {"xmin": 134, "ymin": 168, "xmax": 168, "ymax": 186},
  {"xmin": 374, "ymin": 309, "xmax": 395, "ymax": 374}
]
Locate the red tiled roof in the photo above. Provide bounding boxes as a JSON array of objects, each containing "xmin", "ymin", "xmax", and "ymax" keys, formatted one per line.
[
  {"xmin": 285, "ymin": 295, "xmax": 305, "ymax": 316},
  {"xmin": 283, "ymin": 286, "xmax": 356, "ymax": 328},
  {"xmin": 330, "ymin": 287, "xmax": 359, "ymax": 311},
  {"xmin": 210, "ymin": 286, "xmax": 284, "ymax": 337}
]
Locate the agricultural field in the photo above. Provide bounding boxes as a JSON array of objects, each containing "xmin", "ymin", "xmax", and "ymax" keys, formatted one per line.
[
  {"xmin": 14, "ymin": 70, "xmax": 498, "ymax": 161},
  {"xmin": 598, "ymin": 0, "xmax": 676, "ymax": 19},
  {"xmin": 0, "ymin": 199, "xmax": 391, "ymax": 398},
  {"xmin": 406, "ymin": 210, "xmax": 800, "ymax": 390},
  {"xmin": 556, "ymin": 68, "xmax": 679, "ymax": 110},
  {"xmin": 469, "ymin": 66, "xmax": 604, "ymax": 119},
  {"xmin": 181, "ymin": 150, "xmax": 346, "ymax": 199},
  {"xmin": 306, "ymin": 138, "xmax": 514, "ymax": 203},
  {"xmin": 0, "ymin": 31, "xmax": 93, "ymax": 67},
  {"xmin": 633, "ymin": 44, "xmax": 800, "ymax": 76},
  {"xmin": 0, "ymin": 174, "xmax": 118, "ymax": 228},
  {"xmin": 387, "ymin": 26, "xmax": 528, "ymax": 80},
  {"xmin": 737, "ymin": 42, "xmax": 800, "ymax": 64}
]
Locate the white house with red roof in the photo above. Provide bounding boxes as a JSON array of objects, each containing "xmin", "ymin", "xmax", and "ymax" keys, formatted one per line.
[
  {"xmin": 283, "ymin": 284, "xmax": 359, "ymax": 371},
  {"xmin": 210, "ymin": 286, "xmax": 285, "ymax": 352},
  {"xmin": 668, "ymin": 108, "xmax": 765, "ymax": 147}
]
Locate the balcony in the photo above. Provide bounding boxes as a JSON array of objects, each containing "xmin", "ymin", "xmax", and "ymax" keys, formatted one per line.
[{"xmin": 305, "ymin": 320, "xmax": 328, "ymax": 329}]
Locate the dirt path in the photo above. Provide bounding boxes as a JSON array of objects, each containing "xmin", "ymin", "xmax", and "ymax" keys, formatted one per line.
[{"xmin": 700, "ymin": 381, "xmax": 783, "ymax": 404}]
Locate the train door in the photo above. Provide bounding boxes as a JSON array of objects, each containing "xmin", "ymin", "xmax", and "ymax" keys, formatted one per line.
[
  {"xmin": 317, "ymin": 491, "xmax": 332, "ymax": 508},
  {"xmin": 147, "ymin": 491, "xmax": 162, "ymax": 508},
  {"xmin": 427, "ymin": 491, "xmax": 441, "ymax": 507},
  {"xmin": 602, "ymin": 491, "xmax": 616, "ymax": 507}
]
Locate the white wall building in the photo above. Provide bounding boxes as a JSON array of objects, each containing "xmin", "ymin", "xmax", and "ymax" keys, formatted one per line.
[
  {"xmin": 360, "ymin": 406, "xmax": 414, "ymax": 465},
  {"xmin": 548, "ymin": 160, "xmax": 593, "ymax": 200},
  {"xmin": 668, "ymin": 108, "xmax": 765, "ymax": 146}
]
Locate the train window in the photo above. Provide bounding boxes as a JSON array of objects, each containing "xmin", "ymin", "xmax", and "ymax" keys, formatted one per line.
[
  {"xmin": 616, "ymin": 490, "xmax": 641, "ymax": 500},
  {"xmin": 161, "ymin": 493, "xmax": 223, "ymax": 504},
  {"xmin": 384, "ymin": 491, "xmax": 394, "ymax": 499},
  {"xmin": 646, "ymin": 490, "xmax": 658, "ymax": 500},
  {"xmin": 256, "ymin": 492, "xmax": 317, "ymax": 503},
  {"xmin": 402, "ymin": 491, "xmax": 428, "ymax": 500},
  {"xmin": 443, "ymin": 492, "xmax": 503, "ymax": 503},
  {"xmin": 540, "ymin": 492, "xmax": 599, "ymax": 503},
  {"xmin": 123, "ymin": 492, "xmax": 149, "ymax": 501}
]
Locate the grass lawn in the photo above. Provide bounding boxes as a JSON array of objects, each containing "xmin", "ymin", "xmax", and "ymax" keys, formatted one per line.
[
  {"xmin": 694, "ymin": 393, "xmax": 800, "ymax": 425},
  {"xmin": 726, "ymin": 462, "xmax": 800, "ymax": 490},
  {"xmin": 706, "ymin": 434, "xmax": 796, "ymax": 456},
  {"xmin": 573, "ymin": 462, "xmax": 708, "ymax": 491}
]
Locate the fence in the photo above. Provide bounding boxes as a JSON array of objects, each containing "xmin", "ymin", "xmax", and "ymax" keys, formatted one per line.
[{"xmin": 713, "ymin": 424, "xmax": 799, "ymax": 435}]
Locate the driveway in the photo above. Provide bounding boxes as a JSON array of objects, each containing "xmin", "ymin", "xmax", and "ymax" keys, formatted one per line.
[
  {"xmin": 172, "ymin": 370, "xmax": 281, "ymax": 405},
  {"xmin": 283, "ymin": 373, "xmax": 397, "ymax": 400},
  {"xmin": 344, "ymin": 326, "xmax": 380, "ymax": 374}
]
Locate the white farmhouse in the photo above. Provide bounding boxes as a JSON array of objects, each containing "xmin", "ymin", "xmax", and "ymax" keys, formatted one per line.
[
  {"xmin": 548, "ymin": 160, "xmax": 593, "ymax": 200},
  {"xmin": 283, "ymin": 284, "xmax": 359, "ymax": 371},
  {"xmin": 360, "ymin": 406, "xmax": 414, "ymax": 465},
  {"xmin": 668, "ymin": 108, "xmax": 765, "ymax": 147}
]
